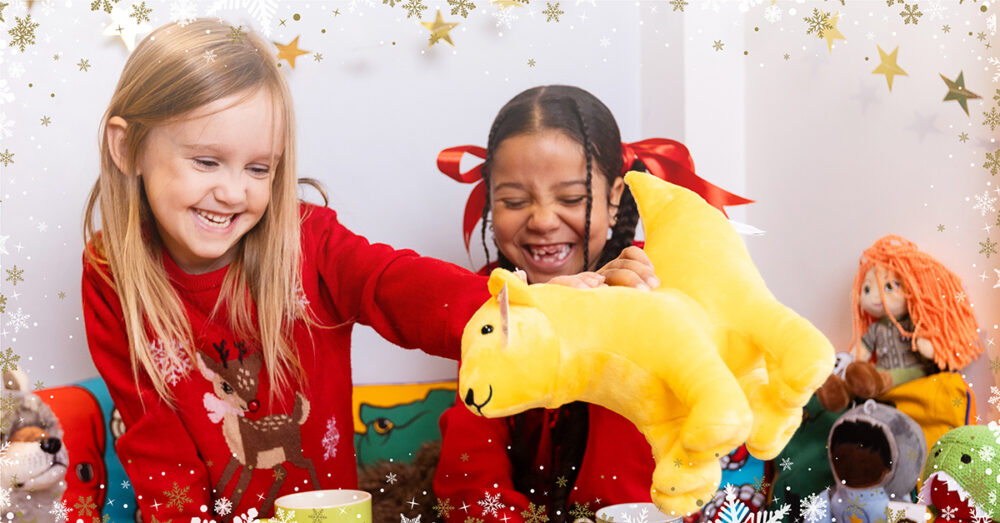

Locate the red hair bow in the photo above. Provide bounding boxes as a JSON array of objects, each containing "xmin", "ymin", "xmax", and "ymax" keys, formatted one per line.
[{"xmin": 438, "ymin": 139, "xmax": 753, "ymax": 255}]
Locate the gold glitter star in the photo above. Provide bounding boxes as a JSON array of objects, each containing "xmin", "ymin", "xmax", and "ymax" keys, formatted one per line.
[
  {"xmin": 871, "ymin": 45, "xmax": 907, "ymax": 92},
  {"xmin": 821, "ymin": 12, "xmax": 846, "ymax": 53},
  {"xmin": 57, "ymin": 291, "xmax": 66, "ymax": 299},
  {"xmin": 942, "ymin": 24, "xmax": 950, "ymax": 33},
  {"xmin": 783, "ymin": 53, "xmax": 790, "ymax": 60},
  {"xmin": 77, "ymin": 58, "xmax": 91, "ymax": 71},
  {"xmin": 333, "ymin": 8, "xmax": 341, "ymax": 15},
  {"xmin": 421, "ymin": 9, "xmax": 459, "ymax": 47},
  {"xmin": 40, "ymin": 115, "xmax": 51, "ymax": 126},
  {"xmin": 937, "ymin": 224, "xmax": 945, "ymax": 232},
  {"xmin": 279, "ymin": 18, "xmax": 286, "ymax": 26},
  {"xmin": 527, "ymin": 58, "xmax": 535, "ymax": 67},
  {"xmin": 940, "ymin": 70, "xmax": 981, "ymax": 116},
  {"xmin": 274, "ymin": 35, "xmax": 310, "ymax": 68},
  {"xmin": 959, "ymin": 132, "xmax": 969, "ymax": 142},
  {"xmin": 313, "ymin": 52, "xmax": 323, "ymax": 62},
  {"xmin": 459, "ymin": 452, "xmax": 469, "ymax": 462},
  {"xmin": 712, "ymin": 40, "xmax": 724, "ymax": 51},
  {"xmin": 555, "ymin": 475, "xmax": 568, "ymax": 488}
]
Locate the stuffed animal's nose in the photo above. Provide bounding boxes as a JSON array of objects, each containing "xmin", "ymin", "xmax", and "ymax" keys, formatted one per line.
[
  {"xmin": 464, "ymin": 389, "xmax": 475, "ymax": 406},
  {"xmin": 40, "ymin": 437, "xmax": 61, "ymax": 454},
  {"xmin": 247, "ymin": 399, "xmax": 260, "ymax": 413}
]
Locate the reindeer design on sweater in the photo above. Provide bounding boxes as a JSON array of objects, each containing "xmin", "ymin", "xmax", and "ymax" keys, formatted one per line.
[
  {"xmin": 196, "ymin": 340, "xmax": 320, "ymax": 515},
  {"xmin": 459, "ymin": 171, "xmax": 835, "ymax": 516}
]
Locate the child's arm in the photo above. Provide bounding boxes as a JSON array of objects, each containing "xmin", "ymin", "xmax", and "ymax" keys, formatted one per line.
[
  {"xmin": 434, "ymin": 400, "xmax": 531, "ymax": 523},
  {"xmin": 308, "ymin": 205, "xmax": 489, "ymax": 360},
  {"xmin": 81, "ymin": 257, "xmax": 213, "ymax": 522}
]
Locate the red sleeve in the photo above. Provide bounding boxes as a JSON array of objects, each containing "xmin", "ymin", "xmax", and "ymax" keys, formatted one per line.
[
  {"xmin": 306, "ymin": 205, "xmax": 488, "ymax": 360},
  {"xmin": 434, "ymin": 401, "xmax": 530, "ymax": 523},
  {"xmin": 81, "ymin": 256, "xmax": 212, "ymax": 521}
]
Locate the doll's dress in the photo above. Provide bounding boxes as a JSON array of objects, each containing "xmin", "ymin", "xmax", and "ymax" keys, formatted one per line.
[{"xmin": 862, "ymin": 315, "xmax": 936, "ymax": 387}]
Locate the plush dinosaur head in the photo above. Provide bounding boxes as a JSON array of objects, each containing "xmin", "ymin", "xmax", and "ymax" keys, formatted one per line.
[
  {"xmin": 920, "ymin": 424, "xmax": 1000, "ymax": 522},
  {"xmin": 460, "ymin": 269, "xmax": 563, "ymax": 418}
]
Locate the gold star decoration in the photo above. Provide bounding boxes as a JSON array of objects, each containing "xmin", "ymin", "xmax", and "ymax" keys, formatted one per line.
[
  {"xmin": 228, "ymin": 25, "xmax": 245, "ymax": 44},
  {"xmin": 940, "ymin": 71, "xmax": 981, "ymax": 116},
  {"xmin": 937, "ymin": 224, "xmax": 945, "ymax": 232},
  {"xmin": 77, "ymin": 58, "xmax": 91, "ymax": 71},
  {"xmin": 959, "ymin": 132, "xmax": 969, "ymax": 142},
  {"xmin": 871, "ymin": 45, "xmax": 907, "ymax": 92},
  {"xmin": 57, "ymin": 291, "xmax": 66, "ymax": 299},
  {"xmin": 421, "ymin": 9, "xmax": 459, "ymax": 47},
  {"xmin": 0, "ymin": 2, "xmax": 7, "ymax": 23},
  {"xmin": 102, "ymin": 6, "xmax": 151, "ymax": 51},
  {"xmin": 333, "ymin": 8, "xmax": 341, "ymax": 15},
  {"xmin": 527, "ymin": 58, "xmax": 535, "ymax": 67},
  {"xmin": 274, "ymin": 35, "xmax": 310, "ymax": 68},
  {"xmin": 40, "ymin": 115, "xmax": 51, "ymax": 126},
  {"xmin": 313, "ymin": 52, "xmax": 323, "ymax": 62},
  {"xmin": 555, "ymin": 475, "xmax": 568, "ymax": 488},
  {"xmin": 492, "ymin": 0, "xmax": 522, "ymax": 9},
  {"xmin": 821, "ymin": 12, "xmax": 846, "ymax": 53},
  {"xmin": 712, "ymin": 40, "xmax": 724, "ymax": 51},
  {"xmin": 459, "ymin": 452, "xmax": 469, "ymax": 462}
]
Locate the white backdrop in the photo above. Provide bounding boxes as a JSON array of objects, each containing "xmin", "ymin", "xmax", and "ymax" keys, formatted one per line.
[{"xmin": 0, "ymin": 0, "xmax": 996, "ymax": 420}]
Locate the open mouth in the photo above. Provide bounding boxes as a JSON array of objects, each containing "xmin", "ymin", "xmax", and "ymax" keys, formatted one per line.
[
  {"xmin": 523, "ymin": 243, "xmax": 573, "ymax": 265},
  {"xmin": 194, "ymin": 208, "xmax": 238, "ymax": 229},
  {"xmin": 829, "ymin": 419, "xmax": 892, "ymax": 488},
  {"xmin": 920, "ymin": 472, "xmax": 989, "ymax": 522}
]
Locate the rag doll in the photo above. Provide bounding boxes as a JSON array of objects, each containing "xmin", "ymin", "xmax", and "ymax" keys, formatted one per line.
[{"xmin": 816, "ymin": 235, "xmax": 982, "ymax": 412}]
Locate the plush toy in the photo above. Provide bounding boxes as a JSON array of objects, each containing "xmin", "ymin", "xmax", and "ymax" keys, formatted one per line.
[
  {"xmin": 920, "ymin": 424, "xmax": 1000, "ymax": 523},
  {"xmin": 816, "ymin": 235, "xmax": 982, "ymax": 413},
  {"xmin": 0, "ymin": 367, "xmax": 69, "ymax": 522},
  {"xmin": 458, "ymin": 171, "xmax": 835, "ymax": 516},
  {"xmin": 811, "ymin": 400, "xmax": 927, "ymax": 523}
]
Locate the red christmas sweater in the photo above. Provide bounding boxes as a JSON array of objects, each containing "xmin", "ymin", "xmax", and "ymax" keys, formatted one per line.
[
  {"xmin": 434, "ymin": 398, "xmax": 655, "ymax": 522},
  {"xmin": 82, "ymin": 203, "xmax": 488, "ymax": 521}
]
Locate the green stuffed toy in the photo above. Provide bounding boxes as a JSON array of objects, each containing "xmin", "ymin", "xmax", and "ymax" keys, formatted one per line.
[
  {"xmin": 458, "ymin": 171, "xmax": 835, "ymax": 516},
  {"xmin": 920, "ymin": 423, "xmax": 1000, "ymax": 523}
]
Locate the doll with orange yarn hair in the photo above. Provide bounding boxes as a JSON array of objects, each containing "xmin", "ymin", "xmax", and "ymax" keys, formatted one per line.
[{"xmin": 816, "ymin": 235, "xmax": 983, "ymax": 412}]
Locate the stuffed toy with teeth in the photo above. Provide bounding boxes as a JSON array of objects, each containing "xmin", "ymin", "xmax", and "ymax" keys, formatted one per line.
[
  {"xmin": 920, "ymin": 424, "xmax": 1000, "ymax": 523},
  {"xmin": 458, "ymin": 170, "xmax": 835, "ymax": 516},
  {"xmin": 0, "ymin": 366, "xmax": 69, "ymax": 522}
]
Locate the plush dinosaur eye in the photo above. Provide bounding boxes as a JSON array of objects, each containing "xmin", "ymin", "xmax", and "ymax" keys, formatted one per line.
[
  {"xmin": 481, "ymin": 325, "xmax": 494, "ymax": 335},
  {"xmin": 961, "ymin": 453, "xmax": 971, "ymax": 464},
  {"xmin": 373, "ymin": 418, "xmax": 394, "ymax": 435}
]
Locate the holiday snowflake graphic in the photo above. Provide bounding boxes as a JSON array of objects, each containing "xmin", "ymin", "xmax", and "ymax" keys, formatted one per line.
[
  {"xmin": 215, "ymin": 496, "xmax": 233, "ymax": 516},
  {"xmin": 941, "ymin": 506, "xmax": 958, "ymax": 520},
  {"xmin": 49, "ymin": 499, "xmax": 69, "ymax": 522},
  {"xmin": 322, "ymin": 416, "xmax": 340, "ymax": 460},
  {"xmin": 989, "ymin": 386, "xmax": 1000, "ymax": 413},
  {"xmin": 990, "ymin": 57, "xmax": 1000, "ymax": 83},
  {"xmin": 800, "ymin": 492, "xmax": 828, "ymax": 523},
  {"xmin": 0, "ymin": 486, "xmax": 10, "ymax": 508},
  {"xmin": 974, "ymin": 190, "xmax": 997, "ymax": 216},
  {"xmin": 478, "ymin": 491, "xmax": 504, "ymax": 517},
  {"xmin": 5, "ymin": 307, "xmax": 29, "ymax": 333},
  {"xmin": 207, "ymin": 0, "xmax": 278, "ymax": 37},
  {"xmin": 150, "ymin": 339, "xmax": 192, "ymax": 386}
]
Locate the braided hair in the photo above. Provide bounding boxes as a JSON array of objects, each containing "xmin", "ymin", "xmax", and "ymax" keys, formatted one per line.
[{"xmin": 479, "ymin": 85, "xmax": 640, "ymax": 273}]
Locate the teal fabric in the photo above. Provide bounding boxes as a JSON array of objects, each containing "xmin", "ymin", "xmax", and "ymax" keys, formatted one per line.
[{"xmin": 77, "ymin": 377, "xmax": 137, "ymax": 522}]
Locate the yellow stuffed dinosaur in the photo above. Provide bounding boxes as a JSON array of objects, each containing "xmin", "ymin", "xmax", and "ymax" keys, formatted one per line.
[{"xmin": 458, "ymin": 170, "xmax": 835, "ymax": 516}]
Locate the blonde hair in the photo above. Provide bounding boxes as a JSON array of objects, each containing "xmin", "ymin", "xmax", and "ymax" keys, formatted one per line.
[
  {"xmin": 849, "ymin": 235, "xmax": 982, "ymax": 371},
  {"xmin": 84, "ymin": 19, "xmax": 305, "ymax": 403}
]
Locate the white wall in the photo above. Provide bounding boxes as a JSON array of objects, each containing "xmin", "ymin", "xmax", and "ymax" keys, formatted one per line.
[{"xmin": 1, "ymin": 0, "xmax": 996, "ymax": 419}]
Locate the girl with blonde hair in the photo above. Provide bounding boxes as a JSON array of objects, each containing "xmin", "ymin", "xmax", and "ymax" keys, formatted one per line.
[{"xmin": 82, "ymin": 19, "xmax": 654, "ymax": 521}]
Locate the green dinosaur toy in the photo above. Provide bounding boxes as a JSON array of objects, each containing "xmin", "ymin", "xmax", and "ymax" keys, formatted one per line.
[
  {"xmin": 920, "ymin": 423, "xmax": 1000, "ymax": 523},
  {"xmin": 354, "ymin": 388, "xmax": 456, "ymax": 465}
]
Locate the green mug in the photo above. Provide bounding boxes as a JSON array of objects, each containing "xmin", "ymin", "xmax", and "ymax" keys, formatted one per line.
[{"xmin": 261, "ymin": 489, "xmax": 372, "ymax": 523}]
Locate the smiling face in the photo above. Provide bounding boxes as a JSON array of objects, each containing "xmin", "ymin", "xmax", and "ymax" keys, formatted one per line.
[
  {"xmin": 859, "ymin": 266, "xmax": 908, "ymax": 320},
  {"xmin": 489, "ymin": 129, "xmax": 624, "ymax": 284},
  {"xmin": 136, "ymin": 88, "xmax": 282, "ymax": 274}
]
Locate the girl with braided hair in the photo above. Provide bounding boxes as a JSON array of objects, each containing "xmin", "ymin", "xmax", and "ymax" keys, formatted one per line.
[
  {"xmin": 434, "ymin": 85, "xmax": 754, "ymax": 523},
  {"xmin": 816, "ymin": 235, "xmax": 983, "ymax": 413}
]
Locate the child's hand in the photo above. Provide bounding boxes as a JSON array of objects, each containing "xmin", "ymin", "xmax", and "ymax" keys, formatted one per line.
[
  {"xmin": 596, "ymin": 245, "xmax": 660, "ymax": 290},
  {"xmin": 547, "ymin": 272, "xmax": 607, "ymax": 289}
]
